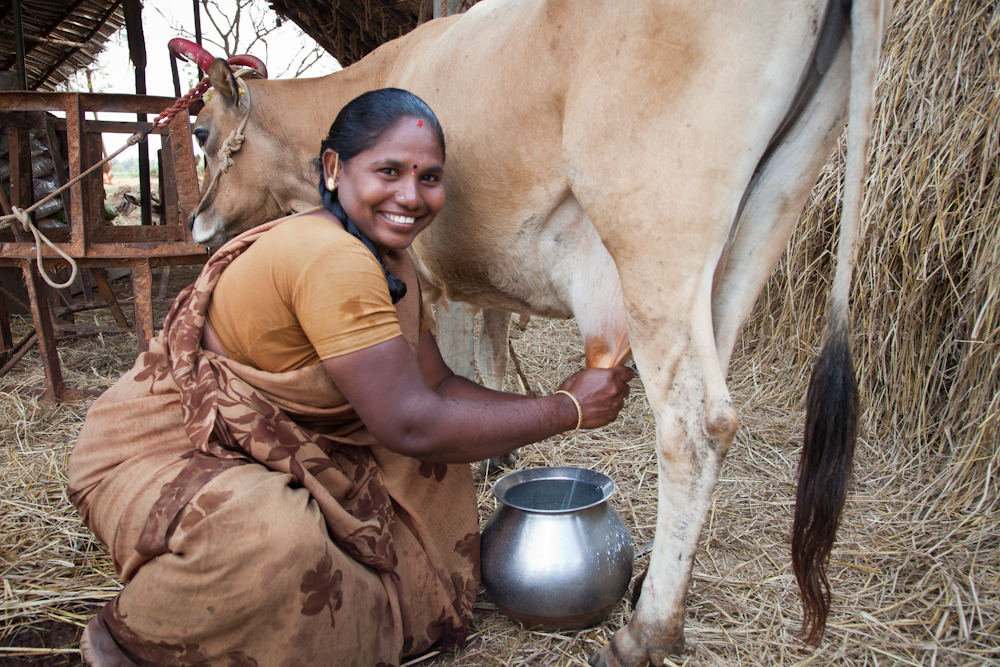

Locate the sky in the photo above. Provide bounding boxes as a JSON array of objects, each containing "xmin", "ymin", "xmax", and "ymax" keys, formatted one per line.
[{"xmin": 82, "ymin": 1, "xmax": 341, "ymax": 163}]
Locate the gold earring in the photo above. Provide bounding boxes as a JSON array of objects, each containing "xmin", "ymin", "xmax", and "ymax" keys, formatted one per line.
[{"xmin": 326, "ymin": 177, "xmax": 336, "ymax": 191}]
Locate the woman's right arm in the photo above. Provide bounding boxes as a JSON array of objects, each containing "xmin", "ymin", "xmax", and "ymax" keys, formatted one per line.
[{"xmin": 322, "ymin": 335, "xmax": 633, "ymax": 464}]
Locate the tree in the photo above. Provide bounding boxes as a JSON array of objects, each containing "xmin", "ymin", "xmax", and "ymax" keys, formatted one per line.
[{"xmin": 154, "ymin": 0, "xmax": 339, "ymax": 81}]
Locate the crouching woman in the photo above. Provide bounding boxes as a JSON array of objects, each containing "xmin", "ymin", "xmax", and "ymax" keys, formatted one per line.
[{"xmin": 69, "ymin": 88, "xmax": 633, "ymax": 666}]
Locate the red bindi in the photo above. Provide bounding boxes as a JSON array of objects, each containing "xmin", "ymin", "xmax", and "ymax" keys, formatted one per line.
[
  {"xmin": 417, "ymin": 119, "xmax": 424, "ymax": 127},
  {"xmin": 412, "ymin": 165, "xmax": 418, "ymax": 175}
]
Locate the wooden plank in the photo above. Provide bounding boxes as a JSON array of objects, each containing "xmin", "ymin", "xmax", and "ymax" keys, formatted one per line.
[
  {"xmin": 0, "ymin": 241, "xmax": 208, "ymax": 260},
  {"xmin": 92, "ymin": 225, "xmax": 186, "ymax": 243},
  {"xmin": 0, "ymin": 331, "xmax": 36, "ymax": 378},
  {"xmin": 0, "ymin": 91, "xmax": 181, "ymax": 115},
  {"xmin": 87, "ymin": 132, "xmax": 106, "ymax": 237},
  {"xmin": 0, "ymin": 114, "xmax": 171, "ymax": 136}
]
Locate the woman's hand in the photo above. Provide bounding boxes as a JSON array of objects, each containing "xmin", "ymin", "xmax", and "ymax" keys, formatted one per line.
[{"xmin": 556, "ymin": 367, "xmax": 635, "ymax": 429}]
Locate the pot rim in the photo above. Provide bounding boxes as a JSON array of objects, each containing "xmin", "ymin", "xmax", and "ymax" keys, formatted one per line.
[{"xmin": 491, "ymin": 466, "xmax": 616, "ymax": 514}]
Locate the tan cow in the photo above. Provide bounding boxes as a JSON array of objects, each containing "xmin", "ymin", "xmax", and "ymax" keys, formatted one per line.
[{"xmin": 188, "ymin": 0, "xmax": 891, "ymax": 664}]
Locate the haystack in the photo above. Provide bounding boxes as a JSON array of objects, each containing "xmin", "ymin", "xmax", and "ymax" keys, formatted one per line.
[{"xmin": 743, "ymin": 0, "xmax": 998, "ymax": 512}]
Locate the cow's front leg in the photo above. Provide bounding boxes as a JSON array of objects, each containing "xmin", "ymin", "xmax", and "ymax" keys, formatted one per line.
[
  {"xmin": 477, "ymin": 308, "xmax": 517, "ymax": 471},
  {"xmin": 591, "ymin": 344, "xmax": 735, "ymax": 666}
]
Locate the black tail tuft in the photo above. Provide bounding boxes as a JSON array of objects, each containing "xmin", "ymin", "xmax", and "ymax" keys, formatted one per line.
[{"xmin": 792, "ymin": 317, "xmax": 859, "ymax": 645}]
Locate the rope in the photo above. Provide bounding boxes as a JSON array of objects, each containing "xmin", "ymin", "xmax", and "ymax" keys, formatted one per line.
[
  {"xmin": 0, "ymin": 71, "xmax": 252, "ymax": 290},
  {"xmin": 11, "ymin": 206, "xmax": 79, "ymax": 289}
]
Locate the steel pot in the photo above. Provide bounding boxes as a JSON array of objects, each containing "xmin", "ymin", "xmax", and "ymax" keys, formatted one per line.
[{"xmin": 480, "ymin": 467, "xmax": 634, "ymax": 630}]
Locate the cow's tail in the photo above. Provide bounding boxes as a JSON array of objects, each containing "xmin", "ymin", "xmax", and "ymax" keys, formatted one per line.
[{"xmin": 791, "ymin": 0, "xmax": 888, "ymax": 647}]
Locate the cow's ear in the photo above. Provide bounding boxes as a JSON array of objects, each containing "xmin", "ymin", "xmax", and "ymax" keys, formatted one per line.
[{"xmin": 208, "ymin": 58, "xmax": 239, "ymax": 108}]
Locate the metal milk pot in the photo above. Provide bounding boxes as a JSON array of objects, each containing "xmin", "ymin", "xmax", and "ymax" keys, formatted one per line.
[{"xmin": 480, "ymin": 467, "xmax": 634, "ymax": 630}]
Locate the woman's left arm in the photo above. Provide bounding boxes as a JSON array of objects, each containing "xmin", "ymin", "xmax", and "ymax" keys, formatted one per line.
[{"xmin": 416, "ymin": 330, "xmax": 528, "ymax": 402}]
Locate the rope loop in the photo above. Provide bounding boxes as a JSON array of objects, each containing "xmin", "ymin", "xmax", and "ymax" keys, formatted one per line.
[{"xmin": 12, "ymin": 206, "xmax": 79, "ymax": 289}]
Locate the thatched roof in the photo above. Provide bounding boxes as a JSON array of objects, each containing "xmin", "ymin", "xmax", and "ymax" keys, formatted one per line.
[
  {"xmin": 0, "ymin": 0, "xmax": 126, "ymax": 91},
  {"xmin": 271, "ymin": 0, "xmax": 480, "ymax": 67},
  {"xmin": 0, "ymin": 0, "xmax": 478, "ymax": 92}
]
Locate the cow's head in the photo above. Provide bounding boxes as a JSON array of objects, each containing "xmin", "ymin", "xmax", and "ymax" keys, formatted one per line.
[{"xmin": 188, "ymin": 58, "xmax": 320, "ymax": 246}]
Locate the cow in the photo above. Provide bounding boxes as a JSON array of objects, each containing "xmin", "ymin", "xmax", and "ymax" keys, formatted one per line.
[{"xmin": 184, "ymin": 1, "xmax": 891, "ymax": 664}]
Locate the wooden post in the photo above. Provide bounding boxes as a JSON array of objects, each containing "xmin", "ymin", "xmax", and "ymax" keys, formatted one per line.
[
  {"xmin": 168, "ymin": 110, "xmax": 200, "ymax": 231},
  {"xmin": 91, "ymin": 269, "xmax": 130, "ymax": 329},
  {"xmin": 437, "ymin": 298, "xmax": 476, "ymax": 379},
  {"xmin": 0, "ymin": 285, "xmax": 12, "ymax": 362},
  {"xmin": 21, "ymin": 260, "xmax": 65, "ymax": 404},
  {"xmin": 432, "ymin": 0, "xmax": 478, "ymax": 380},
  {"xmin": 130, "ymin": 260, "xmax": 154, "ymax": 352},
  {"xmin": 65, "ymin": 94, "xmax": 89, "ymax": 253}
]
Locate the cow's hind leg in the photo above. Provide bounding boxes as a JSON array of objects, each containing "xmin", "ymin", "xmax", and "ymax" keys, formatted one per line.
[
  {"xmin": 569, "ymin": 169, "xmax": 741, "ymax": 667},
  {"xmin": 476, "ymin": 308, "xmax": 512, "ymax": 391},
  {"xmin": 589, "ymin": 321, "xmax": 737, "ymax": 666}
]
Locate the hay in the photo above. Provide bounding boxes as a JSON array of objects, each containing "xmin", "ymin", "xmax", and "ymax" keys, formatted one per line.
[
  {"xmin": 3, "ymin": 309, "xmax": 996, "ymax": 665},
  {"xmin": 1, "ymin": 0, "xmax": 998, "ymax": 665}
]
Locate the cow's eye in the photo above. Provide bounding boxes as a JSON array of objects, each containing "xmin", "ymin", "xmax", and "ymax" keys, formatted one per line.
[{"xmin": 193, "ymin": 128, "xmax": 209, "ymax": 147}]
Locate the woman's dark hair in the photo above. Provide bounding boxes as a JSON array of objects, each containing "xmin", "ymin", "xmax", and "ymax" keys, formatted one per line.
[{"xmin": 316, "ymin": 88, "xmax": 445, "ymax": 214}]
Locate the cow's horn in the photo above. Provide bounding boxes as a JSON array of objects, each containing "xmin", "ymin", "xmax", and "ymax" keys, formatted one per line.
[
  {"xmin": 228, "ymin": 54, "xmax": 268, "ymax": 79},
  {"xmin": 168, "ymin": 38, "xmax": 216, "ymax": 73}
]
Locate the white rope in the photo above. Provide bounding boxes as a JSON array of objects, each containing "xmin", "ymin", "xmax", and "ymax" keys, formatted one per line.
[
  {"xmin": 0, "ymin": 132, "xmax": 145, "ymax": 289},
  {"xmin": 11, "ymin": 206, "xmax": 78, "ymax": 289}
]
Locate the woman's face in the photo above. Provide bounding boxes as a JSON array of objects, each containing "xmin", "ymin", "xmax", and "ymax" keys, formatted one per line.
[{"xmin": 323, "ymin": 118, "xmax": 445, "ymax": 256}]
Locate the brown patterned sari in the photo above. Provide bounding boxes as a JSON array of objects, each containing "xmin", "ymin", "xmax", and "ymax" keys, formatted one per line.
[{"xmin": 69, "ymin": 216, "xmax": 480, "ymax": 667}]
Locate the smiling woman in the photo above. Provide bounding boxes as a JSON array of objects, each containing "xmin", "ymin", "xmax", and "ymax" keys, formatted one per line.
[
  {"xmin": 67, "ymin": 88, "xmax": 634, "ymax": 666},
  {"xmin": 321, "ymin": 90, "xmax": 446, "ymax": 258}
]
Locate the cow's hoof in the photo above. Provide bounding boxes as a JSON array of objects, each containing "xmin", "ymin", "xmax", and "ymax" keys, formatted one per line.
[
  {"xmin": 589, "ymin": 629, "xmax": 646, "ymax": 667},
  {"xmin": 589, "ymin": 628, "xmax": 685, "ymax": 667},
  {"xmin": 648, "ymin": 636, "xmax": 685, "ymax": 664},
  {"xmin": 478, "ymin": 450, "xmax": 518, "ymax": 475}
]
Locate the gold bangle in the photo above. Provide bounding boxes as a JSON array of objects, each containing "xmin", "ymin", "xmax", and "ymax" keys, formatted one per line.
[{"xmin": 554, "ymin": 390, "xmax": 583, "ymax": 432}]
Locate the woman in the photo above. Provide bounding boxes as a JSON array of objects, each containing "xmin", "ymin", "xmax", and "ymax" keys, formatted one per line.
[{"xmin": 71, "ymin": 88, "xmax": 633, "ymax": 667}]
